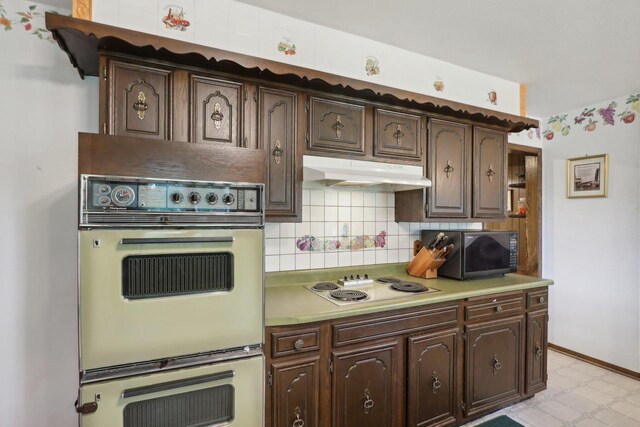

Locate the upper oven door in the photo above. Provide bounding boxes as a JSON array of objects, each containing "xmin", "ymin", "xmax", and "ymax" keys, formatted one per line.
[{"xmin": 79, "ymin": 228, "xmax": 263, "ymax": 372}]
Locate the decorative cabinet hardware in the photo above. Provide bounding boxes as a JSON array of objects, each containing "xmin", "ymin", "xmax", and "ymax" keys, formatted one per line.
[
  {"xmin": 333, "ymin": 115, "xmax": 345, "ymax": 138},
  {"xmin": 133, "ymin": 91, "xmax": 148, "ymax": 120},
  {"xmin": 539, "ymin": 296, "xmax": 545, "ymax": 303},
  {"xmin": 492, "ymin": 354, "xmax": 502, "ymax": 374},
  {"xmin": 211, "ymin": 102, "xmax": 224, "ymax": 129},
  {"xmin": 495, "ymin": 305, "xmax": 503, "ymax": 313},
  {"xmin": 76, "ymin": 393, "xmax": 100, "ymax": 414},
  {"xmin": 292, "ymin": 406, "xmax": 305, "ymax": 427},
  {"xmin": 363, "ymin": 388, "xmax": 374, "ymax": 414},
  {"xmin": 272, "ymin": 140, "xmax": 283, "ymax": 164},
  {"xmin": 294, "ymin": 338, "xmax": 304, "ymax": 351},
  {"xmin": 393, "ymin": 124, "xmax": 404, "ymax": 145},
  {"xmin": 431, "ymin": 371, "xmax": 442, "ymax": 395},
  {"xmin": 535, "ymin": 343, "xmax": 543, "ymax": 360},
  {"xmin": 486, "ymin": 164, "xmax": 496, "ymax": 182},
  {"xmin": 444, "ymin": 160, "xmax": 455, "ymax": 179}
]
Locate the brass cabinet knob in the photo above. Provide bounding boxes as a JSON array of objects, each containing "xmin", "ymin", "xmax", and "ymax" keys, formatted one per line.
[
  {"xmin": 539, "ymin": 296, "xmax": 545, "ymax": 303},
  {"xmin": 294, "ymin": 339, "xmax": 304, "ymax": 351},
  {"xmin": 292, "ymin": 406, "xmax": 305, "ymax": 427},
  {"xmin": 495, "ymin": 305, "xmax": 503, "ymax": 313}
]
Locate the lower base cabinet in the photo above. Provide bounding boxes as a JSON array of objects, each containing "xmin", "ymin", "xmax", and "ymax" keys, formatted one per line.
[
  {"xmin": 266, "ymin": 288, "xmax": 548, "ymax": 427},
  {"xmin": 407, "ymin": 329, "xmax": 459, "ymax": 427}
]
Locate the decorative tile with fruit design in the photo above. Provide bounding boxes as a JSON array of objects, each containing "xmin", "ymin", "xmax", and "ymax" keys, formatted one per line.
[
  {"xmin": 0, "ymin": 2, "xmax": 56, "ymax": 42},
  {"xmin": 487, "ymin": 90, "xmax": 497, "ymax": 105},
  {"xmin": 161, "ymin": 5, "xmax": 190, "ymax": 31},
  {"xmin": 277, "ymin": 37, "xmax": 296, "ymax": 56},
  {"xmin": 365, "ymin": 56, "xmax": 380, "ymax": 76},
  {"xmin": 433, "ymin": 80, "xmax": 445, "ymax": 92}
]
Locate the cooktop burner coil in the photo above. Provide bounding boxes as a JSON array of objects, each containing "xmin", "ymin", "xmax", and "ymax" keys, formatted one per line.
[
  {"xmin": 376, "ymin": 277, "xmax": 402, "ymax": 284},
  {"xmin": 390, "ymin": 281, "xmax": 428, "ymax": 293},
  {"xmin": 329, "ymin": 289, "xmax": 369, "ymax": 302},
  {"xmin": 312, "ymin": 282, "xmax": 339, "ymax": 291}
]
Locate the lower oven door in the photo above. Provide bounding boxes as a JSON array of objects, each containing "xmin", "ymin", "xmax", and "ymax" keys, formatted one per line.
[
  {"xmin": 79, "ymin": 228, "xmax": 263, "ymax": 372},
  {"xmin": 78, "ymin": 355, "xmax": 263, "ymax": 427}
]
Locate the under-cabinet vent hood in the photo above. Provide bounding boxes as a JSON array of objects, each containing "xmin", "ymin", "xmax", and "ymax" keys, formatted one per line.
[{"xmin": 303, "ymin": 155, "xmax": 431, "ymax": 191}]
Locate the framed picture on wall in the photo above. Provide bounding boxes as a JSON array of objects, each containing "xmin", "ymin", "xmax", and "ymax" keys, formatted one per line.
[{"xmin": 566, "ymin": 154, "xmax": 609, "ymax": 198}]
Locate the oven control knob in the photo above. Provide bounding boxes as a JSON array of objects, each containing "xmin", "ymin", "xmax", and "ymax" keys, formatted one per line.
[
  {"xmin": 171, "ymin": 191, "xmax": 183, "ymax": 204},
  {"xmin": 98, "ymin": 196, "xmax": 111, "ymax": 206},
  {"xmin": 188, "ymin": 192, "xmax": 201, "ymax": 205},
  {"xmin": 206, "ymin": 193, "xmax": 218, "ymax": 205},
  {"xmin": 223, "ymin": 193, "xmax": 235, "ymax": 206}
]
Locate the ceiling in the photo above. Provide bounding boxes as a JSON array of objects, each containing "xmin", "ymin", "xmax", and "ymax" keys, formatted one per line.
[
  {"xmin": 235, "ymin": 0, "xmax": 640, "ymax": 117},
  {"xmin": 37, "ymin": 0, "xmax": 639, "ymax": 117}
]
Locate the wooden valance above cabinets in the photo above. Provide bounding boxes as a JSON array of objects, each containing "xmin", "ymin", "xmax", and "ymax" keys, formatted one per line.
[{"xmin": 46, "ymin": 14, "xmax": 538, "ymax": 223}]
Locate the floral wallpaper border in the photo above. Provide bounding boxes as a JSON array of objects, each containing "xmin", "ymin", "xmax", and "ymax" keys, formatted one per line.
[{"xmin": 0, "ymin": 2, "xmax": 58, "ymax": 43}]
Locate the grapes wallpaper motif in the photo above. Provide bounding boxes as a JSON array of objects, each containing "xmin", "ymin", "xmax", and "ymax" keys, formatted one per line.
[
  {"xmin": 0, "ymin": 2, "xmax": 57, "ymax": 42},
  {"xmin": 543, "ymin": 94, "xmax": 639, "ymax": 140}
]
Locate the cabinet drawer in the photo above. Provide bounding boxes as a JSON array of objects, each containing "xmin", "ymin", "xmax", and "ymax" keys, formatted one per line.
[
  {"xmin": 308, "ymin": 96, "xmax": 365, "ymax": 155},
  {"xmin": 271, "ymin": 327, "xmax": 320, "ymax": 358},
  {"xmin": 333, "ymin": 304, "xmax": 458, "ymax": 347},
  {"xmin": 465, "ymin": 293, "xmax": 524, "ymax": 322},
  {"xmin": 527, "ymin": 289, "xmax": 548, "ymax": 310},
  {"xmin": 374, "ymin": 108, "xmax": 422, "ymax": 161}
]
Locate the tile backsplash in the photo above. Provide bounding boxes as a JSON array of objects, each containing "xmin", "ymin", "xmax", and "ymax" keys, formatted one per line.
[{"xmin": 265, "ymin": 188, "xmax": 482, "ymax": 272}]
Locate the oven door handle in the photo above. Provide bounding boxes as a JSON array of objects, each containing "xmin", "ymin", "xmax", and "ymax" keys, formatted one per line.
[
  {"xmin": 119, "ymin": 237, "xmax": 235, "ymax": 245},
  {"xmin": 121, "ymin": 370, "xmax": 235, "ymax": 399}
]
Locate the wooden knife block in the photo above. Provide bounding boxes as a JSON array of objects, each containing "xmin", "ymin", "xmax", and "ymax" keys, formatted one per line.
[{"xmin": 406, "ymin": 246, "xmax": 446, "ymax": 279}]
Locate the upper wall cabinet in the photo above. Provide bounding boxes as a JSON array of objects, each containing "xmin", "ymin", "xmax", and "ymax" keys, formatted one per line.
[
  {"xmin": 427, "ymin": 119, "xmax": 471, "ymax": 218},
  {"xmin": 473, "ymin": 127, "xmax": 507, "ymax": 218},
  {"xmin": 307, "ymin": 96, "xmax": 365, "ymax": 155},
  {"xmin": 105, "ymin": 58, "xmax": 172, "ymax": 140},
  {"xmin": 190, "ymin": 75, "xmax": 244, "ymax": 147},
  {"xmin": 374, "ymin": 109, "xmax": 422, "ymax": 161}
]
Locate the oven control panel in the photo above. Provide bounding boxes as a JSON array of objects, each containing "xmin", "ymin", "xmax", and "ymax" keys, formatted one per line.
[{"xmin": 81, "ymin": 175, "xmax": 263, "ymax": 226}]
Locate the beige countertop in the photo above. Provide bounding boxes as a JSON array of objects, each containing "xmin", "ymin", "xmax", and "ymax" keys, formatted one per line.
[{"xmin": 265, "ymin": 263, "xmax": 553, "ymax": 326}]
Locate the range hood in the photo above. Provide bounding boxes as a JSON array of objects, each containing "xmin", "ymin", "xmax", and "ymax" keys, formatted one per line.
[{"xmin": 303, "ymin": 155, "xmax": 431, "ymax": 191}]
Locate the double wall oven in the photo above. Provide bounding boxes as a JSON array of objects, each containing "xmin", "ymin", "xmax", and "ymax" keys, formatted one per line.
[{"xmin": 76, "ymin": 175, "xmax": 265, "ymax": 426}]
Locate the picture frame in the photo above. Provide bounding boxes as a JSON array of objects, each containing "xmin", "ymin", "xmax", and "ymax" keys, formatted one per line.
[{"xmin": 566, "ymin": 154, "xmax": 608, "ymax": 198}]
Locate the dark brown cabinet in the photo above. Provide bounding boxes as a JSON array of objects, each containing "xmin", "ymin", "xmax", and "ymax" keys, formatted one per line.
[
  {"xmin": 374, "ymin": 109, "xmax": 422, "ymax": 161},
  {"xmin": 473, "ymin": 127, "xmax": 507, "ymax": 218},
  {"xmin": 190, "ymin": 74, "xmax": 244, "ymax": 146},
  {"xmin": 464, "ymin": 316, "xmax": 524, "ymax": 417},
  {"xmin": 258, "ymin": 87, "xmax": 298, "ymax": 219},
  {"xmin": 106, "ymin": 58, "xmax": 171, "ymax": 140},
  {"xmin": 407, "ymin": 329, "xmax": 458, "ymax": 427},
  {"xmin": 308, "ymin": 96, "xmax": 365, "ymax": 155},
  {"xmin": 271, "ymin": 356, "xmax": 320, "ymax": 427},
  {"xmin": 332, "ymin": 340, "xmax": 400, "ymax": 427},
  {"xmin": 526, "ymin": 310, "xmax": 548, "ymax": 395},
  {"xmin": 427, "ymin": 119, "xmax": 471, "ymax": 218}
]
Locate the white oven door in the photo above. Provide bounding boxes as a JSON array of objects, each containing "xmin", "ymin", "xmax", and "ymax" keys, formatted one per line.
[
  {"xmin": 78, "ymin": 355, "xmax": 263, "ymax": 427},
  {"xmin": 79, "ymin": 228, "xmax": 263, "ymax": 372}
]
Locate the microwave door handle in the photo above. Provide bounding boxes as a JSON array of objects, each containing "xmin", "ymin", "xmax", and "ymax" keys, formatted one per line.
[
  {"xmin": 119, "ymin": 237, "xmax": 235, "ymax": 245},
  {"xmin": 121, "ymin": 370, "xmax": 235, "ymax": 399}
]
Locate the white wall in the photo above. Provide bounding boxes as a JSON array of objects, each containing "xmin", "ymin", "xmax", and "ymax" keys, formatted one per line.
[
  {"xmin": 0, "ymin": 1, "xmax": 98, "ymax": 425},
  {"xmin": 540, "ymin": 95, "xmax": 640, "ymax": 371}
]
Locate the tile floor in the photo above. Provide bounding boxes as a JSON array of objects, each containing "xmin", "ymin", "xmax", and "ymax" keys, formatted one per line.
[{"xmin": 468, "ymin": 350, "xmax": 640, "ymax": 426}]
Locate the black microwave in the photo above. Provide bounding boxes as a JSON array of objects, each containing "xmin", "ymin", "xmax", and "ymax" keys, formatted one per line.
[{"xmin": 421, "ymin": 230, "xmax": 518, "ymax": 280}]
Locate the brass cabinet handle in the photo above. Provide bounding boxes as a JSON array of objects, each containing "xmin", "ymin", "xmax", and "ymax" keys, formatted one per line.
[
  {"xmin": 486, "ymin": 164, "xmax": 496, "ymax": 182},
  {"xmin": 333, "ymin": 115, "xmax": 345, "ymax": 138},
  {"xmin": 495, "ymin": 305, "xmax": 503, "ymax": 313},
  {"xmin": 492, "ymin": 354, "xmax": 502, "ymax": 374},
  {"xmin": 363, "ymin": 388, "xmax": 374, "ymax": 414},
  {"xmin": 294, "ymin": 339, "xmax": 304, "ymax": 351},
  {"xmin": 393, "ymin": 124, "xmax": 405, "ymax": 145},
  {"xmin": 211, "ymin": 102, "xmax": 224, "ymax": 129},
  {"xmin": 292, "ymin": 407, "xmax": 305, "ymax": 427},
  {"xmin": 535, "ymin": 343, "xmax": 543, "ymax": 361},
  {"xmin": 272, "ymin": 140, "xmax": 283, "ymax": 164},
  {"xmin": 133, "ymin": 91, "xmax": 148, "ymax": 120},
  {"xmin": 444, "ymin": 160, "xmax": 454, "ymax": 179},
  {"xmin": 538, "ymin": 296, "xmax": 545, "ymax": 304},
  {"xmin": 431, "ymin": 371, "xmax": 441, "ymax": 395}
]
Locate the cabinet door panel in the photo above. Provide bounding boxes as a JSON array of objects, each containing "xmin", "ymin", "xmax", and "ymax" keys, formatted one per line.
[
  {"xmin": 374, "ymin": 109, "xmax": 422, "ymax": 161},
  {"xmin": 259, "ymin": 87, "xmax": 297, "ymax": 217},
  {"xmin": 109, "ymin": 59, "xmax": 171, "ymax": 140},
  {"xmin": 465, "ymin": 316, "xmax": 523, "ymax": 417},
  {"xmin": 427, "ymin": 119, "xmax": 470, "ymax": 218},
  {"xmin": 191, "ymin": 75, "xmax": 243, "ymax": 146},
  {"xmin": 272, "ymin": 357, "xmax": 320, "ymax": 427},
  {"xmin": 309, "ymin": 97, "xmax": 365, "ymax": 155},
  {"xmin": 473, "ymin": 127, "xmax": 507, "ymax": 218},
  {"xmin": 332, "ymin": 341, "xmax": 399, "ymax": 427},
  {"xmin": 407, "ymin": 329, "xmax": 458, "ymax": 427},
  {"xmin": 526, "ymin": 310, "xmax": 548, "ymax": 395}
]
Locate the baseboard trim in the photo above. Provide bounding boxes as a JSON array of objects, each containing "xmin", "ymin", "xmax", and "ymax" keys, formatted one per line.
[{"xmin": 548, "ymin": 342, "xmax": 640, "ymax": 381}]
